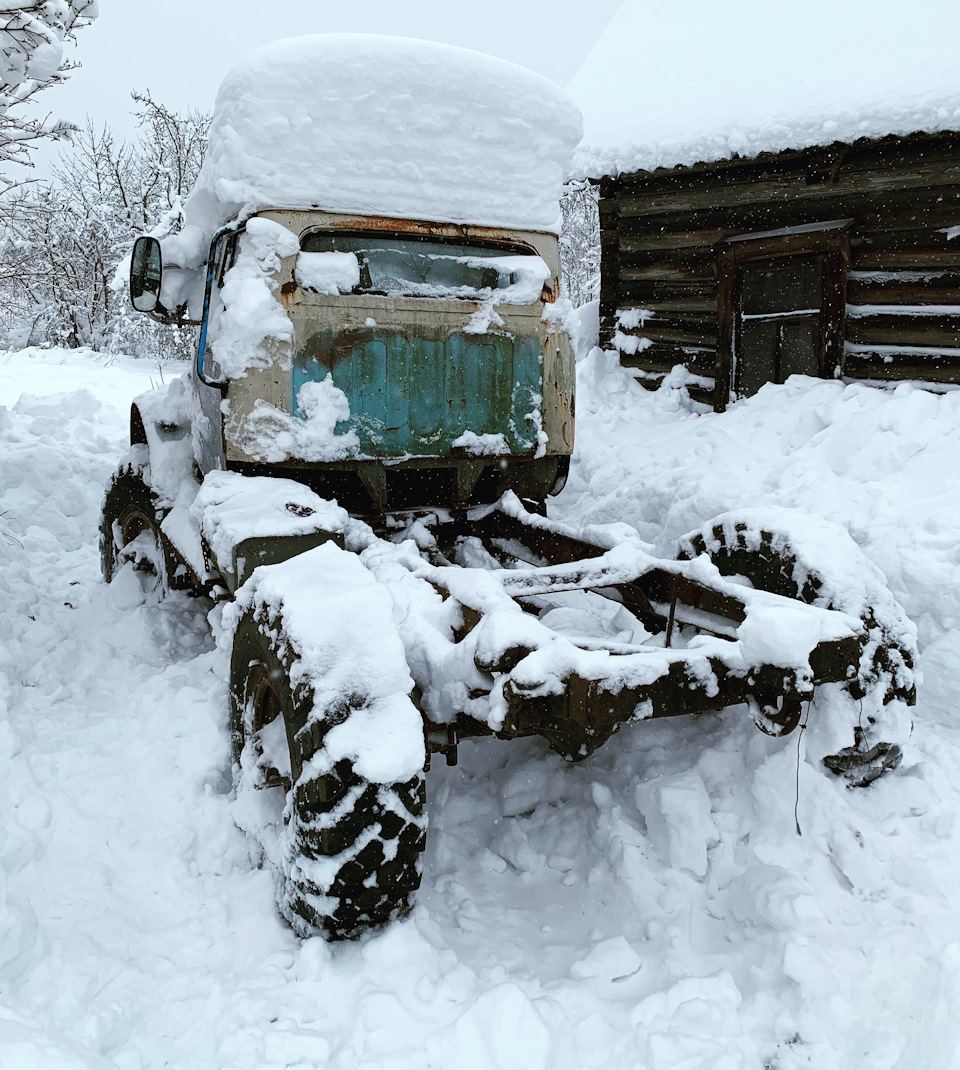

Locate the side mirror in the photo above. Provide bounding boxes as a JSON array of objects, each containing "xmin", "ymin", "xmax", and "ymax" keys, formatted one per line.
[{"xmin": 130, "ymin": 236, "xmax": 163, "ymax": 313}]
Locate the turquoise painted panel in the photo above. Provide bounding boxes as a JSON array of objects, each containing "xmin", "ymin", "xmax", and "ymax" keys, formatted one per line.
[
  {"xmin": 384, "ymin": 334, "xmax": 409, "ymax": 433},
  {"xmin": 409, "ymin": 338, "xmax": 444, "ymax": 441},
  {"xmin": 509, "ymin": 333, "xmax": 544, "ymax": 452},
  {"xmin": 443, "ymin": 335, "xmax": 466, "ymax": 434},
  {"xmin": 294, "ymin": 330, "xmax": 542, "ymax": 457},
  {"xmin": 464, "ymin": 342, "xmax": 497, "ymax": 431},
  {"xmin": 356, "ymin": 339, "xmax": 387, "ymax": 441}
]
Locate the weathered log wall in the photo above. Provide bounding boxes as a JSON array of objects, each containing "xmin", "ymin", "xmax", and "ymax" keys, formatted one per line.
[{"xmin": 599, "ymin": 131, "xmax": 960, "ymax": 405}]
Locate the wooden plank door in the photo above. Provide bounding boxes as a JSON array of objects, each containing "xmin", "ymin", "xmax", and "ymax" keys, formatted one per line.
[{"xmin": 736, "ymin": 257, "xmax": 824, "ymax": 396}]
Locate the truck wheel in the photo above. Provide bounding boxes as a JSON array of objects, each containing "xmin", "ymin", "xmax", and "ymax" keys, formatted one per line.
[
  {"xmin": 100, "ymin": 461, "xmax": 174, "ymax": 596},
  {"xmin": 748, "ymin": 692, "xmax": 803, "ymax": 737},
  {"xmin": 230, "ymin": 610, "xmax": 427, "ymax": 940},
  {"xmin": 677, "ymin": 510, "xmax": 915, "ymax": 785}
]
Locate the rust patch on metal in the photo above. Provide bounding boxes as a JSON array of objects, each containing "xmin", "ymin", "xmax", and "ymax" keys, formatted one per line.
[
  {"xmin": 279, "ymin": 270, "xmax": 300, "ymax": 311},
  {"xmin": 318, "ymin": 214, "xmax": 540, "ymax": 255}
]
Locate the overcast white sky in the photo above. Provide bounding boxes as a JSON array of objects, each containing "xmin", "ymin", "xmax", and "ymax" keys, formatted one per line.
[{"xmin": 53, "ymin": 0, "xmax": 621, "ymax": 142}]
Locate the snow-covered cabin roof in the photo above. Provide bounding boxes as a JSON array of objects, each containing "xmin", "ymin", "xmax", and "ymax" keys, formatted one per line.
[
  {"xmin": 568, "ymin": 0, "xmax": 960, "ymax": 180},
  {"xmin": 183, "ymin": 34, "xmax": 582, "ymax": 238}
]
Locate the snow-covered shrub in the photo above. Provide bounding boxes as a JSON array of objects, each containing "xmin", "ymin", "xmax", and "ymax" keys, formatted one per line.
[{"xmin": 560, "ymin": 180, "xmax": 599, "ymax": 308}]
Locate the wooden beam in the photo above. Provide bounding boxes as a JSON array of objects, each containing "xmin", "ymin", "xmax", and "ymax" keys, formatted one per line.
[
  {"xmin": 846, "ymin": 314, "xmax": 960, "ymax": 348},
  {"xmin": 847, "ymin": 279, "xmax": 960, "ymax": 306},
  {"xmin": 615, "ymin": 315, "xmax": 716, "ymax": 349},
  {"xmin": 715, "ymin": 246, "xmax": 736, "ymax": 412},
  {"xmin": 852, "ymin": 249, "xmax": 960, "ymax": 271},
  {"xmin": 620, "ymin": 261, "xmax": 716, "ymax": 283},
  {"xmin": 717, "ymin": 223, "xmax": 854, "ymax": 262},
  {"xmin": 618, "ymin": 343, "xmax": 716, "ymax": 374},
  {"xmin": 615, "ymin": 159, "xmax": 960, "ymax": 219},
  {"xmin": 616, "ymin": 197, "xmax": 960, "ymax": 241},
  {"xmin": 619, "ymin": 228, "xmax": 730, "ymax": 253},
  {"xmin": 618, "ymin": 355, "xmax": 680, "ymax": 373},
  {"xmin": 617, "ymin": 293, "xmax": 717, "ymax": 314},
  {"xmin": 843, "ymin": 354, "xmax": 960, "ymax": 383}
]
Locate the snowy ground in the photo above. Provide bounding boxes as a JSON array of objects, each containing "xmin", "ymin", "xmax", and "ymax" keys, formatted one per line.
[{"xmin": 3, "ymin": 344, "xmax": 960, "ymax": 1069}]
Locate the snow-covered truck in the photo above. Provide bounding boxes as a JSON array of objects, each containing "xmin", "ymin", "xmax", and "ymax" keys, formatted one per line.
[{"xmin": 101, "ymin": 35, "xmax": 916, "ymax": 939}]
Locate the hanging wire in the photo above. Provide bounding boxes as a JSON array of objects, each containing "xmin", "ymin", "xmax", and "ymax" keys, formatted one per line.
[{"xmin": 794, "ymin": 697, "xmax": 813, "ymax": 836}]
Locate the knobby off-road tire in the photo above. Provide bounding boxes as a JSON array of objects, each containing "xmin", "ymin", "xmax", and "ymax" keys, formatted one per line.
[
  {"xmin": 100, "ymin": 459, "xmax": 184, "ymax": 596},
  {"xmin": 677, "ymin": 512, "xmax": 915, "ymax": 786},
  {"xmin": 230, "ymin": 609, "xmax": 427, "ymax": 940}
]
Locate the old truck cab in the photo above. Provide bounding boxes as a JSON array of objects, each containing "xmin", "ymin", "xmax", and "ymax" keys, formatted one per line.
[
  {"xmin": 127, "ymin": 33, "xmax": 581, "ymax": 516},
  {"xmin": 131, "ymin": 208, "xmax": 573, "ymax": 514}
]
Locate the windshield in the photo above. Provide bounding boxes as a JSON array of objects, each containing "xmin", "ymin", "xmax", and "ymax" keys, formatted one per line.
[{"xmin": 298, "ymin": 231, "xmax": 550, "ymax": 303}]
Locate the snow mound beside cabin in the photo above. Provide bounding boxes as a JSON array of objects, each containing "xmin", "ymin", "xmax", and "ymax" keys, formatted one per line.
[
  {"xmin": 184, "ymin": 34, "xmax": 582, "ymax": 239},
  {"xmin": 558, "ymin": 350, "xmax": 960, "ymax": 718},
  {"xmin": 568, "ymin": 0, "xmax": 960, "ymax": 178}
]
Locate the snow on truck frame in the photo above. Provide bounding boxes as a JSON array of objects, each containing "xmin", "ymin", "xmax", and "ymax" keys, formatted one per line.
[{"xmin": 102, "ymin": 35, "xmax": 917, "ymax": 940}]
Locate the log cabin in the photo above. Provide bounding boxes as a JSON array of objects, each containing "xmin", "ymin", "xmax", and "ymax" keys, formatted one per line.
[{"xmin": 568, "ymin": 0, "xmax": 960, "ymax": 410}]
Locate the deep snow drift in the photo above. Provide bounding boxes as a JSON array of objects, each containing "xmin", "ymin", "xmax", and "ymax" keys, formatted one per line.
[{"xmin": 3, "ymin": 344, "xmax": 960, "ymax": 1069}]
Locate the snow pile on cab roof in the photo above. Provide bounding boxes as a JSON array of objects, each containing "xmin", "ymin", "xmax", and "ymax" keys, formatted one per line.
[
  {"xmin": 569, "ymin": 0, "xmax": 960, "ymax": 179},
  {"xmin": 185, "ymin": 34, "xmax": 582, "ymax": 235}
]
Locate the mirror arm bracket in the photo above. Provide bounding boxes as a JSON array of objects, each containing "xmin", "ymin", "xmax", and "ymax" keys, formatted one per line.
[{"xmin": 147, "ymin": 302, "xmax": 200, "ymax": 327}]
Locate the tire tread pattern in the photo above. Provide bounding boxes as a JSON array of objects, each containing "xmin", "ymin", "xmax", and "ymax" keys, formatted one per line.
[{"xmin": 230, "ymin": 609, "xmax": 427, "ymax": 941}]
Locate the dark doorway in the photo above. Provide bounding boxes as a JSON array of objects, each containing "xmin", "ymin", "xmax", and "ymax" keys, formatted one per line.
[
  {"xmin": 735, "ymin": 257, "xmax": 824, "ymax": 397},
  {"xmin": 715, "ymin": 221, "xmax": 851, "ymax": 410}
]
